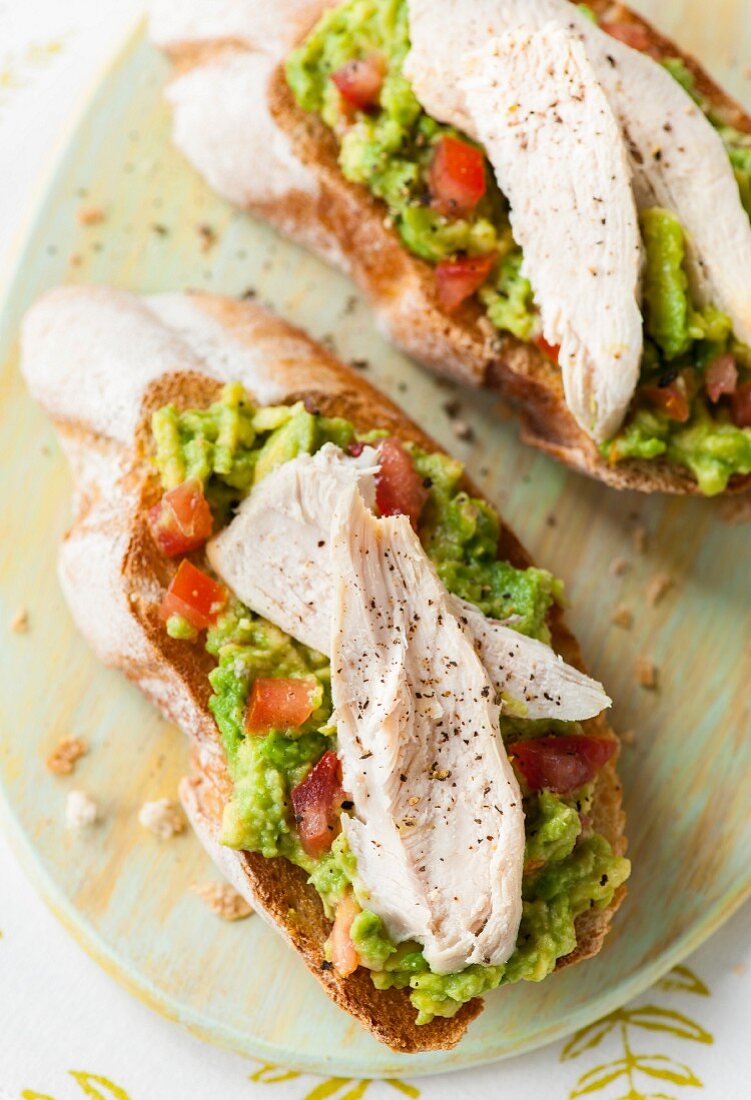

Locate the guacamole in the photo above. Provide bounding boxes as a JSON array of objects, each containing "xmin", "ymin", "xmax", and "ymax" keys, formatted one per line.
[
  {"xmin": 151, "ymin": 384, "xmax": 630, "ymax": 1023},
  {"xmin": 286, "ymin": 0, "xmax": 751, "ymax": 493},
  {"xmin": 352, "ymin": 795, "xmax": 627, "ymax": 1024},
  {"xmin": 604, "ymin": 210, "xmax": 751, "ymax": 493}
]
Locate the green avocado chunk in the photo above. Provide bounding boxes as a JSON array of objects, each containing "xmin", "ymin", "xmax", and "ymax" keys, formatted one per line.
[
  {"xmin": 640, "ymin": 207, "xmax": 693, "ymax": 360},
  {"xmin": 253, "ymin": 406, "xmax": 317, "ymax": 484}
]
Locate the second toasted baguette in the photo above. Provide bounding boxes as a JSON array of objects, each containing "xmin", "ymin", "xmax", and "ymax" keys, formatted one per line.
[{"xmin": 153, "ymin": 0, "xmax": 751, "ymax": 495}]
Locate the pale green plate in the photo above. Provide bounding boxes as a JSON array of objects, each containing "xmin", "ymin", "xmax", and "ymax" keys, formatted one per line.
[{"xmin": 0, "ymin": 3, "xmax": 749, "ymax": 1079}]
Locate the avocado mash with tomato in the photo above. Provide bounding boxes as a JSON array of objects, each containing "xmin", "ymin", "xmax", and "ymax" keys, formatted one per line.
[
  {"xmin": 151, "ymin": 385, "xmax": 629, "ymax": 1023},
  {"xmin": 286, "ymin": 0, "xmax": 751, "ymax": 493}
]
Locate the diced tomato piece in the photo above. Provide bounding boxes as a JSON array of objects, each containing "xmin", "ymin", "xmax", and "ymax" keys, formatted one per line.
[
  {"xmin": 327, "ymin": 894, "xmax": 361, "ymax": 977},
  {"xmin": 348, "ymin": 441, "xmax": 366, "ymax": 458},
  {"xmin": 535, "ymin": 335, "xmax": 561, "ymax": 364},
  {"xmin": 291, "ymin": 750, "xmax": 344, "ymax": 858},
  {"xmin": 429, "ymin": 135, "xmax": 487, "ymax": 219},
  {"xmin": 435, "ymin": 252, "xmax": 496, "ymax": 314},
  {"xmin": 643, "ymin": 376, "xmax": 691, "ymax": 422},
  {"xmin": 508, "ymin": 735, "xmax": 616, "ymax": 796},
  {"xmin": 148, "ymin": 478, "xmax": 214, "ymax": 557},
  {"xmin": 705, "ymin": 354, "xmax": 738, "ymax": 403},
  {"xmin": 600, "ymin": 20, "xmax": 657, "ymax": 56},
  {"xmin": 331, "ymin": 54, "xmax": 385, "ymax": 111},
  {"xmin": 375, "ymin": 437, "xmax": 429, "ymax": 529},
  {"xmin": 159, "ymin": 560, "xmax": 227, "ymax": 632},
  {"xmin": 245, "ymin": 677, "xmax": 318, "ymax": 736},
  {"xmin": 730, "ymin": 381, "xmax": 751, "ymax": 428}
]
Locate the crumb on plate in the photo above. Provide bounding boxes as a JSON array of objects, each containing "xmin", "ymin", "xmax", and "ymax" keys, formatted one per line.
[
  {"xmin": 632, "ymin": 524, "xmax": 648, "ymax": 554},
  {"xmin": 647, "ymin": 573, "xmax": 674, "ymax": 607},
  {"xmin": 65, "ymin": 789, "xmax": 98, "ymax": 830},
  {"xmin": 611, "ymin": 604, "xmax": 633, "ymax": 629},
  {"xmin": 10, "ymin": 608, "xmax": 29, "ymax": 633},
  {"xmin": 47, "ymin": 737, "xmax": 87, "ymax": 775},
  {"xmin": 192, "ymin": 881, "xmax": 253, "ymax": 921},
  {"xmin": 138, "ymin": 798, "xmax": 186, "ymax": 839},
  {"xmin": 609, "ymin": 557, "xmax": 630, "ymax": 577},
  {"xmin": 77, "ymin": 205, "xmax": 105, "ymax": 226},
  {"xmin": 635, "ymin": 656, "xmax": 658, "ymax": 690}
]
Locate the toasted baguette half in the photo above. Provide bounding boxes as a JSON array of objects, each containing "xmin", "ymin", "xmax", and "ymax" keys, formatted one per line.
[
  {"xmin": 151, "ymin": 0, "xmax": 751, "ymax": 496},
  {"xmin": 21, "ymin": 286, "xmax": 626, "ymax": 1052}
]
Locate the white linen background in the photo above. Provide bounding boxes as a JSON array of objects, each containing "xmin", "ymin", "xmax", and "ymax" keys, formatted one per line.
[{"xmin": 0, "ymin": 2, "xmax": 748, "ymax": 1097}]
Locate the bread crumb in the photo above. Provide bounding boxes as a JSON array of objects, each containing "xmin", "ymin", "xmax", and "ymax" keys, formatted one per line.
[
  {"xmin": 77, "ymin": 205, "xmax": 105, "ymax": 226},
  {"xmin": 719, "ymin": 493, "xmax": 751, "ymax": 525},
  {"xmin": 198, "ymin": 223, "xmax": 217, "ymax": 252},
  {"xmin": 609, "ymin": 557, "xmax": 630, "ymax": 577},
  {"xmin": 635, "ymin": 657, "xmax": 658, "ymax": 690},
  {"xmin": 68, "ymin": 252, "xmax": 83, "ymax": 268},
  {"xmin": 192, "ymin": 881, "xmax": 253, "ymax": 921},
  {"xmin": 10, "ymin": 608, "xmax": 29, "ymax": 633},
  {"xmin": 647, "ymin": 573, "xmax": 674, "ymax": 607},
  {"xmin": 621, "ymin": 729, "xmax": 636, "ymax": 745},
  {"xmin": 451, "ymin": 419, "xmax": 475, "ymax": 442},
  {"xmin": 632, "ymin": 524, "xmax": 648, "ymax": 554},
  {"xmin": 47, "ymin": 737, "xmax": 87, "ymax": 776},
  {"xmin": 138, "ymin": 798, "xmax": 186, "ymax": 839},
  {"xmin": 611, "ymin": 604, "xmax": 633, "ymax": 629},
  {"xmin": 733, "ymin": 962, "xmax": 748, "ymax": 976},
  {"xmin": 65, "ymin": 789, "xmax": 98, "ymax": 830}
]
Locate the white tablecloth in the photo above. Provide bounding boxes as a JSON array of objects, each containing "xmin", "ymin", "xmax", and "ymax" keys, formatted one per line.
[{"xmin": 1, "ymin": 2, "xmax": 749, "ymax": 1096}]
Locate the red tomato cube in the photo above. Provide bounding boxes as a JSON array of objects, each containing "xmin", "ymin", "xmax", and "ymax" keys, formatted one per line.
[
  {"xmin": 429, "ymin": 135, "xmax": 487, "ymax": 219},
  {"xmin": 148, "ymin": 478, "xmax": 214, "ymax": 557},
  {"xmin": 435, "ymin": 252, "xmax": 496, "ymax": 314},
  {"xmin": 245, "ymin": 677, "xmax": 318, "ymax": 736},
  {"xmin": 291, "ymin": 750, "xmax": 344, "ymax": 858},
  {"xmin": 508, "ymin": 735, "xmax": 616, "ymax": 796},
  {"xmin": 375, "ymin": 438, "xmax": 428, "ymax": 529},
  {"xmin": 159, "ymin": 560, "xmax": 227, "ymax": 632}
]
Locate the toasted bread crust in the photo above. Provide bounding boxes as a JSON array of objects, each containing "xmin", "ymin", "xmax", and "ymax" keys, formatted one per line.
[
  {"xmin": 160, "ymin": 1, "xmax": 751, "ymax": 496},
  {"xmin": 23, "ymin": 288, "xmax": 625, "ymax": 1052}
]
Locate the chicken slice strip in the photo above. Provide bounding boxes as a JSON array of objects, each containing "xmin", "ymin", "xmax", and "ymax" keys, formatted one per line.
[
  {"xmin": 463, "ymin": 25, "xmax": 642, "ymax": 441},
  {"xmin": 207, "ymin": 444, "xmax": 611, "ymax": 720},
  {"xmin": 406, "ymin": 0, "xmax": 751, "ymax": 344},
  {"xmin": 331, "ymin": 488, "xmax": 524, "ymax": 972}
]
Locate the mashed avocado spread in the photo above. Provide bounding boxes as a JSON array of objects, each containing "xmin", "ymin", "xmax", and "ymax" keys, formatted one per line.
[
  {"xmin": 286, "ymin": 0, "xmax": 751, "ymax": 493},
  {"xmin": 152, "ymin": 385, "xmax": 629, "ymax": 1023}
]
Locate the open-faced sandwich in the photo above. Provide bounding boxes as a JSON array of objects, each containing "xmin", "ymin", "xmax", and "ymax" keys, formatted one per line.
[
  {"xmin": 151, "ymin": 0, "xmax": 751, "ymax": 496},
  {"xmin": 21, "ymin": 287, "xmax": 628, "ymax": 1052}
]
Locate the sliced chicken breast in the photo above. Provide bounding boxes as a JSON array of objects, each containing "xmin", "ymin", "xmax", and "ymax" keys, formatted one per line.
[
  {"xmin": 463, "ymin": 25, "xmax": 642, "ymax": 441},
  {"xmin": 331, "ymin": 488, "xmax": 525, "ymax": 972},
  {"xmin": 406, "ymin": 0, "xmax": 751, "ymax": 346},
  {"xmin": 207, "ymin": 444, "xmax": 611, "ymax": 719}
]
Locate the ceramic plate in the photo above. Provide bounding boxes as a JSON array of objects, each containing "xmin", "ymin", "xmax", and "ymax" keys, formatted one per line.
[{"xmin": 0, "ymin": 3, "xmax": 749, "ymax": 1079}]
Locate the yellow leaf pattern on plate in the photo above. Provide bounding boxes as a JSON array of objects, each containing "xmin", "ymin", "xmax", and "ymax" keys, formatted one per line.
[
  {"xmin": 67, "ymin": 1071, "xmax": 131, "ymax": 1099},
  {"xmin": 656, "ymin": 965, "xmax": 711, "ymax": 998},
  {"xmin": 0, "ymin": 38, "xmax": 66, "ymax": 105},
  {"xmin": 563, "ymin": 966, "xmax": 713, "ymax": 1100},
  {"xmin": 250, "ymin": 1063, "xmax": 303, "ymax": 1084},
  {"xmin": 21, "ymin": 1073, "xmax": 131, "ymax": 1100},
  {"xmin": 248, "ymin": 1062, "xmax": 420, "ymax": 1099}
]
